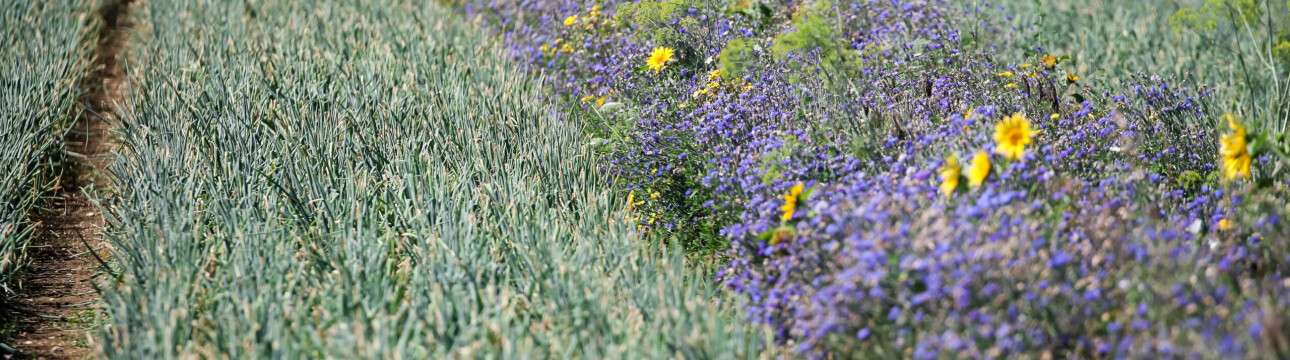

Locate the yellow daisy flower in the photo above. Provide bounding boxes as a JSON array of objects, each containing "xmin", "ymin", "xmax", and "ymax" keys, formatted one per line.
[
  {"xmin": 1041, "ymin": 54, "xmax": 1058, "ymax": 68},
  {"xmin": 781, "ymin": 182, "xmax": 805, "ymax": 222},
  {"xmin": 707, "ymin": 69, "xmax": 722, "ymax": 81},
  {"xmin": 1220, "ymin": 116, "xmax": 1247, "ymax": 154},
  {"xmin": 1224, "ymin": 155, "xmax": 1252, "ymax": 180},
  {"xmin": 646, "ymin": 46, "xmax": 675, "ymax": 72},
  {"xmin": 968, "ymin": 151, "xmax": 990, "ymax": 188},
  {"xmin": 940, "ymin": 154, "xmax": 961, "ymax": 197},
  {"xmin": 998, "ymin": 71, "xmax": 1014, "ymax": 77},
  {"xmin": 1066, "ymin": 74, "xmax": 1079, "ymax": 84},
  {"xmin": 993, "ymin": 113, "xmax": 1037, "ymax": 161},
  {"xmin": 1219, "ymin": 114, "xmax": 1252, "ymax": 180},
  {"xmin": 1218, "ymin": 218, "xmax": 1234, "ymax": 231},
  {"xmin": 564, "ymin": 15, "xmax": 577, "ymax": 26}
]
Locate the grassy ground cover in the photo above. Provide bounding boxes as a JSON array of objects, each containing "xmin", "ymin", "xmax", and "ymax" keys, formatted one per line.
[
  {"xmin": 461, "ymin": 0, "xmax": 1290, "ymax": 357},
  {"xmin": 0, "ymin": 0, "xmax": 96, "ymax": 294},
  {"xmin": 99, "ymin": 0, "xmax": 760, "ymax": 357}
]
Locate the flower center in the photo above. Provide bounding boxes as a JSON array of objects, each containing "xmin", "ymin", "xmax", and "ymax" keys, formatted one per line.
[{"xmin": 1008, "ymin": 130, "xmax": 1024, "ymax": 145}]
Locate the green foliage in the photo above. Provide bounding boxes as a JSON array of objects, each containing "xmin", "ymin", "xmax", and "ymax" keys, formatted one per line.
[
  {"xmin": 721, "ymin": 0, "xmax": 775, "ymax": 28},
  {"xmin": 1169, "ymin": 7, "xmax": 1217, "ymax": 33},
  {"xmin": 1276, "ymin": 32, "xmax": 1290, "ymax": 69},
  {"xmin": 1169, "ymin": 0, "xmax": 1264, "ymax": 34},
  {"xmin": 771, "ymin": 15, "xmax": 836, "ymax": 61},
  {"xmin": 616, "ymin": 0, "xmax": 691, "ymax": 42},
  {"xmin": 617, "ymin": 0, "xmax": 686, "ymax": 24},
  {"xmin": 770, "ymin": 1, "xmax": 845, "ymax": 72},
  {"xmin": 717, "ymin": 38, "xmax": 756, "ymax": 80}
]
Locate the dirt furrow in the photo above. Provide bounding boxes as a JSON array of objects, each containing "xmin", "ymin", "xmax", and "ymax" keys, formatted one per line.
[{"xmin": 10, "ymin": 0, "xmax": 134, "ymax": 358}]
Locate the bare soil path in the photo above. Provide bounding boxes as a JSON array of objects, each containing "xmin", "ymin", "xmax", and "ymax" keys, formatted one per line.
[{"xmin": 9, "ymin": 0, "xmax": 134, "ymax": 358}]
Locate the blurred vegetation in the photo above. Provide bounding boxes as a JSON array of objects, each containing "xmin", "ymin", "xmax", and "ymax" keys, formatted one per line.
[{"xmin": 992, "ymin": 0, "xmax": 1289, "ymax": 132}]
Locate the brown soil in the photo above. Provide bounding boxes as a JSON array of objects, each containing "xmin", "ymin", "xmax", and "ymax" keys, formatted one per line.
[{"xmin": 8, "ymin": 0, "xmax": 134, "ymax": 358}]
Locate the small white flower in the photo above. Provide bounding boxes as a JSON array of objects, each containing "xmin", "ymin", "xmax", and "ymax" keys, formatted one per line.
[{"xmin": 1185, "ymin": 219, "xmax": 1202, "ymax": 234}]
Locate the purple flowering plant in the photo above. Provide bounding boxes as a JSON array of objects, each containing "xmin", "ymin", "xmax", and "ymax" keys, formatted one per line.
[{"xmin": 457, "ymin": 0, "xmax": 1290, "ymax": 357}]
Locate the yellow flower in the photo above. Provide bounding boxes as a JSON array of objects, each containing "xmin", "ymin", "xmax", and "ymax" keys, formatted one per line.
[
  {"xmin": 626, "ymin": 191, "xmax": 636, "ymax": 210},
  {"xmin": 939, "ymin": 154, "xmax": 961, "ymax": 197},
  {"xmin": 968, "ymin": 151, "xmax": 990, "ymax": 187},
  {"xmin": 1050, "ymin": 113, "xmax": 1059, "ymax": 119},
  {"xmin": 1019, "ymin": 64, "xmax": 1030, "ymax": 69},
  {"xmin": 707, "ymin": 69, "xmax": 722, "ymax": 81},
  {"xmin": 1041, "ymin": 54, "xmax": 1058, "ymax": 68},
  {"xmin": 998, "ymin": 71, "xmax": 1014, "ymax": 77},
  {"xmin": 1219, "ymin": 114, "xmax": 1252, "ymax": 180},
  {"xmin": 1218, "ymin": 218, "xmax": 1234, "ymax": 231},
  {"xmin": 1004, "ymin": 83, "xmax": 1016, "ymax": 88},
  {"xmin": 597, "ymin": 97, "xmax": 607, "ymax": 107},
  {"xmin": 964, "ymin": 108, "xmax": 974, "ymax": 120},
  {"xmin": 1066, "ymin": 74, "xmax": 1079, "ymax": 83},
  {"xmin": 564, "ymin": 15, "xmax": 577, "ymax": 26},
  {"xmin": 1223, "ymin": 154, "xmax": 1252, "ymax": 180},
  {"xmin": 993, "ymin": 113, "xmax": 1037, "ymax": 161},
  {"xmin": 780, "ymin": 182, "xmax": 805, "ymax": 222},
  {"xmin": 1221, "ymin": 114, "xmax": 1245, "ymax": 153},
  {"xmin": 646, "ymin": 46, "xmax": 675, "ymax": 72}
]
